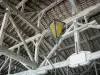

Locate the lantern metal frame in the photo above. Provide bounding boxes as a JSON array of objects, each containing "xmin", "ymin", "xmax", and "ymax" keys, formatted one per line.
[{"xmin": 48, "ymin": 19, "xmax": 65, "ymax": 43}]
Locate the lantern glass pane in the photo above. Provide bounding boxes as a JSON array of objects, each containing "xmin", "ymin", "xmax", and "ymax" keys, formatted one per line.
[
  {"xmin": 56, "ymin": 21, "xmax": 64, "ymax": 37},
  {"xmin": 50, "ymin": 23, "xmax": 56, "ymax": 38}
]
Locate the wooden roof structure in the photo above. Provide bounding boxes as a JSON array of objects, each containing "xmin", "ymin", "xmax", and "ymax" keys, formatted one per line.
[{"xmin": 0, "ymin": 0, "xmax": 100, "ymax": 75}]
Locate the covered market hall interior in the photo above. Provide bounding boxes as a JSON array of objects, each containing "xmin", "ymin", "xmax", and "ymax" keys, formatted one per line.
[{"xmin": 0, "ymin": 0, "xmax": 100, "ymax": 75}]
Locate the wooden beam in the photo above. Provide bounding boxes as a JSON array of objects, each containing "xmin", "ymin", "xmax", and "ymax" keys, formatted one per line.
[
  {"xmin": 8, "ymin": 58, "xmax": 12, "ymax": 74},
  {"xmin": 63, "ymin": 3, "xmax": 100, "ymax": 25},
  {"xmin": 58, "ymin": 32, "xmax": 100, "ymax": 52},
  {"xmin": 0, "ymin": 46, "xmax": 37, "ymax": 69},
  {"xmin": 0, "ymin": 8, "xmax": 10, "ymax": 45},
  {"xmin": 29, "ymin": 0, "xmax": 63, "ymax": 24},
  {"xmin": 16, "ymin": 0, "xmax": 28, "ymax": 9},
  {"xmin": 11, "ymin": 50, "xmax": 100, "ymax": 75},
  {"xmin": 0, "ymin": 58, "xmax": 27, "ymax": 72},
  {"xmin": 0, "ymin": 57, "xmax": 9, "ymax": 72},
  {"xmin": 40, "ymin": 0, "xmax": 63, "ymax": 13},
  {"xmin": 5, "ymin": 31, "xmax": 20, "ymax": 42},
  {"xmin": 9, "ymin": 16, "xmax": 34, "ymax": 62},
  {"xmin": 1, "ymin": 0, "xmax": 40, "ymax": 33}
]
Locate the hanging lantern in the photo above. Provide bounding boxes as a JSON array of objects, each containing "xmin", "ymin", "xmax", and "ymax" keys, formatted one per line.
[{"xmin": 49, "ymin": 19, "xmax": 65, "ymax": 42}]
